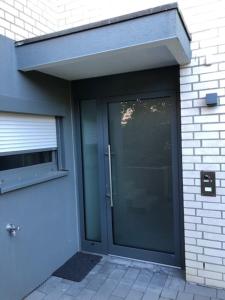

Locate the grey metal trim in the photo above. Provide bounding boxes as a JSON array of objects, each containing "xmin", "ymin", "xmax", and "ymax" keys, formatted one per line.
[
  {"xmin": 0, "ymin": 170, "xmax": 68, "ymax": 194},
  {"xmin": 56, "ymin": 117, "xmax": 66, "ymax": 170},
  {"xmin": 175, "ymin": 89, "xmax": 185, "ymax": 269},
  {"xmin": 0, "ymin": 148, "xmax": 57, "ymax": 157},
  {"xmin": 73, "ymin": 97, "xmax": 109, "ymax": 254},
  {"xmin": 0, "ymin": 94, "xmax": 66, "ymax": 117},
  {"xmin": 15, "ymin": 3, "xmax": 191, "ymax": 46},
  {"xmin": 0, "ymin": 160, "xmax": 56, "ymax": 176},
  {"xmin": 107, "ymin": 145, "xmax": 113, "ymax": 207}
]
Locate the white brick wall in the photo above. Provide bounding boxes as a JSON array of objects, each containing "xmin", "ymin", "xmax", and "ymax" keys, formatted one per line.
[
  {"xmin": 0, "ymin": 0, "xmax": 57, "ymax": 40},
  {"xmin": 1, "ymin": 0, "xmax": 225, "ymax": 290},
  {"xmin": 178, "ymin": 0, "xmax": 225, "ymax": 288}
]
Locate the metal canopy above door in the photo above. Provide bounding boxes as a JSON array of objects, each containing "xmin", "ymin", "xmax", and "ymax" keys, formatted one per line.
[{"xmin": 15, "ymin": 3, "xmax": 191, "ymax": 80}]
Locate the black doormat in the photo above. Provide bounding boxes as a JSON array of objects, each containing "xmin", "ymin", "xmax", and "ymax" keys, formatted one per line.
[{"xmin": 53, "ymin": 252, "xmax": 102, "ymax": 282}]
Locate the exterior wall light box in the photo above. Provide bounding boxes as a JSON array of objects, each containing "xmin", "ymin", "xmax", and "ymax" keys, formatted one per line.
[{"xmin": 206, "ymin": 93, "xmax": 218, "ymax": 106}]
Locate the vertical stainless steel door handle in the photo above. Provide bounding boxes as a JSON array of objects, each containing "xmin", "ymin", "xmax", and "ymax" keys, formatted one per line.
[{"xmin": 108, "ymin": 144, "xmax": 113, "ymax": 207}]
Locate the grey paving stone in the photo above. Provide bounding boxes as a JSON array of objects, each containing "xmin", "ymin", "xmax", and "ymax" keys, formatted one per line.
[
  {"xmin": 132, "ymin": 270, "xmax": 152, "ymax": 292},
  {"xmin": 76, "ymin": 276, "xmax": 91, "ymax": 287},
  {"xmin": 193, "ymin": 295, "xmax": 210, "ymax": 300},
  {"xmin": 185, "ymin": 283, "xmax": 217, "ymax": 298},
  {"xmin": 158, "ymin": 266, "xmax": 183, "ymax": 278},
  {"xmin": 142, "ymin": 289, "xmax": 160, "ymax": 300},
  {"xmin": 109, "ymin": 268, "xmax": 126, "ymax": 281},
  {"xmin": 131, "ymin": 261, "xmax": 154, "ymax": 270},
  {"xmin": 99, "ymin": 255, "xmax": 108, "ymax": 263},
  {"xmin": 99, "ymin": 262, "xmax": 117, "ymax": 275},
  {"xmin": 158, "ymin": 266, "xmax": 172, "ymax": 273},
  {"xmin": 161, "ymin": 287, "xmax": 178, "ymax": 299},
  {"xmin": 149, "ymin": 272, "xmax": 168, "ymax": 288},
  {"xmin": 47, "ymin": 276, "xmax": 62, "ymax": 285},
  {"xmin": 164, "ymin": 276, "xmax": 173, "ymax": 289},
  {"xmin": 168, "ymin": 269, "xmax": 184, "ymax": 278},
  {"xmin": 42, "ymin": 282, "xmax": 71, "ymax": 300},
  {"xmin": 38, "ymin": 278, "xmax": 61, "ymax": 294},
  {"xmin": 61, "ymin": 279, "xmax": 74, "ymax": 285},
  {"xmin": 55, "ymin": 281, "xmax": 72, "ymax": 292},
  {"xmin": 43, "ymin": 290, "xmax": 64, "ymax": 300},
  {"xmin": 177, "ymin": 291, "xmax": 194, "ymax": 300},
  {"xmin": 108, "ymin": 296, "xmax": 124, "ymax": 300},
  {"xmin": 112, "ymin": 281, "xmax": 132, "ymax": 298},
  {"xmin": 108, "ymin": 257, "xmax": 132, "ymax": 267},
  {"xmin": 32, "ymin": 260, "xmax": 225, "ymax": 300},
  {"xmin": 84, "ymin": 272, "xmax": 95, "ymax": 281},
  {"xmin": 75, "ymin": 288, "xmax": 96, "ymax": 300},
  {"xmin": 66, "ymin": 283, "xmax": 83, "ymax": 297},
  {"xmin": 92, "ymin": 278, "xmax": 118, "ymax": 300},
  {"xmin": 24, "ymin": 291, "xmax": 46, "ymax": 300},
  {"xmin": 123, "ymin": 267, "xmax": 140, "ymax": 281},
  {"xmin": 114, "ymin": 264, "xmax": 129, "ymax": 272},
  {"xmin": 60, "ymin": 295, "xmax": 76, "ymax": 300},
  {"xmin": 217, "ymin": 289, "xmax": 225, "ymax": 299},
  {"xmin": 90, "ymin": 264, "xmax": 102, "ymax": 274},
  {"xmin": 146, "ymin": 284, "xmax": 163, "ymax": 295},
  {"xmin": 86, "ymin": 273, "xmax": 107, "ymax": 291},
  {"xmin": 141, "ymin": 268, "xmax": 154, "ymax": 278},
  {"xmin": 168, "ymin": 277, "xmax": 185, "ymax": 291},
  {"xmin": 125, "ymin": 289, "xmax": 143, "ymax": 300}
]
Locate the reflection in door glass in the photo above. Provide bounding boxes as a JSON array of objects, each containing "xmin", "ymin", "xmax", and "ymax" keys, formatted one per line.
[
  {"xmin": 81, "ymin": 100, "xmax": 101, "ymax": 242},
  {"xmin": 108, "ymin": 98, "xmax": 175, "ymax": 253}
]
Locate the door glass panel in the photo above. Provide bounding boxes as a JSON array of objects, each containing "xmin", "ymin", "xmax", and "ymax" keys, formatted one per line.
[
  {"xmin": 81, "ymin": 100, "xmax": 101, "ymax": 242},
  {"xmin": 108, "ymin": 98, "xmax": 174, "ymax": 253}
]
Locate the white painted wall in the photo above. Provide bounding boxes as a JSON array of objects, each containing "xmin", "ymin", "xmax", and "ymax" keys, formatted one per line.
[{"xmin": 1, "ymin": 0, "xmax": 225, "ymax": 289}]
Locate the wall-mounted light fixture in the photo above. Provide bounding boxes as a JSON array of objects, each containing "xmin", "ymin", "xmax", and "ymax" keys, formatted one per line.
[{"xmin": 205, "ymin": 93, "xmax": 218, "ymax": 106}]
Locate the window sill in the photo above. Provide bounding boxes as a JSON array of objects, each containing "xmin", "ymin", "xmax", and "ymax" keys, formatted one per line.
[{"xmin": 0, "ymin": 170, "xmax": 68, "ymax": 194}]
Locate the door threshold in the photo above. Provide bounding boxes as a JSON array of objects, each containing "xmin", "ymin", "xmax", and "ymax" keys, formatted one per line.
[
  {"xmin": 82, "ymin": 250, "xmax": 182, "ymax": 271},
  {"xmin": 107, "ymin": 254, "xmax": 182, "ymax": 270}
]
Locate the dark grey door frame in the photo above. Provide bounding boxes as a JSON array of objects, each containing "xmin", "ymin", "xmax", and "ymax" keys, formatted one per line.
[
  {"xmin": 72, "ymin": 67, "xmax": 184, "ymax": 268},
  {"xmin": 101, "ymin": 91, "xmax": 182, "ymax": 267},
  {"xmin": 74, "ymin": 98, "xmax": 108, "ymax": 255},
  {"xmin": 74, "ymin": 89, "xmax": 184, "ymax": 267}
]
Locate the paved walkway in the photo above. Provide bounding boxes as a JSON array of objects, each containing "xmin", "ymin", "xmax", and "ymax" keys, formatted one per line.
[{"xmin": 25, "ymin": 256, "xmax": 225, "ymax": 300}]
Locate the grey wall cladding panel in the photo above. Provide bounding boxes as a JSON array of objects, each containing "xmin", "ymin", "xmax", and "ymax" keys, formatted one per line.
[
  {"xmin": 0, "ymin": 36, "xmax": 67, "ymax": 114},
  {"xmin": 0, "ymin": 36, "xmax": 79, "ymax": 300}
]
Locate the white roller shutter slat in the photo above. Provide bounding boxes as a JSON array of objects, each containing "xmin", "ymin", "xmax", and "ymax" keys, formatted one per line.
[{"xmin": 0, "ymin": 112, "xmax": 57, "ymax": 154}]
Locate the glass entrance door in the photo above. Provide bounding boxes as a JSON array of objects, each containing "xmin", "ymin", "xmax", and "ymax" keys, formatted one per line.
[
  {"xmin": 80, "ymin": 94, "xmax": 182, "ymax": 266},
  {"xmin": 104, "ymin": 95, "xmax": 181, "ymax": 266}
]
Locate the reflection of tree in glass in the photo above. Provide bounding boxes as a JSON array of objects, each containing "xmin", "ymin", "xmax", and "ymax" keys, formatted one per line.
[
  {"xmin": 121, "ymin": 101, "xmax": 136, "ymax": 125},
  {"xmin": 120, "ymin": 99, "xmax": 168, "ymax": 126}
]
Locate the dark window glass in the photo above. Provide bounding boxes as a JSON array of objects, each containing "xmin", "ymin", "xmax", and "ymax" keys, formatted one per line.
[
  {"xmin": 108, "ymin": 98, "xmax": 175, "ymax": 253},
  {"xmin": 0, "ymin": 151, "xmax": 52, "ymax": 171},
  {"xmin": 80, "ymin": 100, "xmax": 101, "ymax": 242}
]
